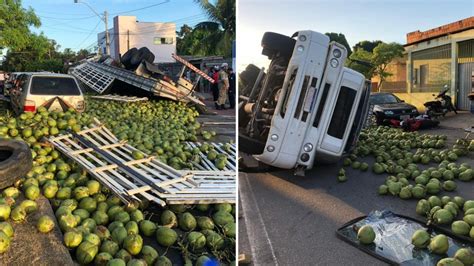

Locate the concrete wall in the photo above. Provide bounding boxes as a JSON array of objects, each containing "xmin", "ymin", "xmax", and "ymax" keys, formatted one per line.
[
  {"xmin": 405, "ymin": 29, "xmax": 474, "ymax": 97},
  {"xmin": 407, "ymin": 17, "xmax": 474, "ymax": 45},
  {"xmin": 97, "ymin": 31, "xmax": 116, "ymax": 56},
  {"xmin": 99, "ymin": 16, "xmax": 176, "ymax": 63},
  {"xmin": 394, "ymin": 92, "xmax": 434, "ymax": 112}
]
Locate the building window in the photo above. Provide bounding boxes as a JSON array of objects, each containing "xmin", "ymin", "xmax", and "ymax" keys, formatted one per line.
[{"xmin": 154, "ymin": 37, "xmax": 173, "ymax": 45}]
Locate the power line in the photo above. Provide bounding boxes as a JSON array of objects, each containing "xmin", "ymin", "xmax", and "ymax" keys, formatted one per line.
[
  {"xmin": 40, "ymin": 24, "xmax": 99, "ymax": 34},
  {"xmin": 75, "ymin": 19, "xmax": 102, "ymax": 49},
  {"xmin": 114, "ymin": 13, "xmax": 207, "ymax": 33},
  {"xmin": 37, "ymin": 14, "xmax": 97, "ymax": 21},
  {"xmin": 109, "ymin": 0, "xmax": 170, "ymax": 15},
  {"xmin": 37, "ymin": 0, "xmax": 170, "ymax": 21}
]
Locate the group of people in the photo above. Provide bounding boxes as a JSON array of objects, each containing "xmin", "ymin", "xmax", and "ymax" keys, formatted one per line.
[{"xmin": 208, "ymin": 63, "xmax": 235, "ymax": 110}]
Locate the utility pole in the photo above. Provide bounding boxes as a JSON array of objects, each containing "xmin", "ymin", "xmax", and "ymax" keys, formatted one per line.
[
  {"xmin": 127, "ymin": 30, "xmax": 130, "ymax": 50},
  {"xmin": 104, "ymin": 11, "xmax": 110, "ymax": 56},
  {"xmin": 74, "ymin": 0, "xmax": 110, "ymax": 56}
]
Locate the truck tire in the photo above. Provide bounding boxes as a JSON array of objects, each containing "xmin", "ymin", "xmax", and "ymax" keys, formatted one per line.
[
  {"xmin": 261, "ymin": 32, "xmax": 296, "ymax": 60},
  {"xmin": 238, "ymin": 133, "xmax": 265, "ymax": 155},
  {"xmin": 121, "ymin": 47, "xmax": 138, "ymax": 66},
  {"xmin": 140, "ymin": 47, "xmax": 155, "ymax": 63},
  {"xmin": 130, "ymin": 47, "xmax": 155, "ymax": 66},
  {"xmin": 239, "ymin": 64, "xmax": 261, "ymax": 95},
  {"xmin": 0, "ymin": 140, "xmax": 32, "ymax": 189}
]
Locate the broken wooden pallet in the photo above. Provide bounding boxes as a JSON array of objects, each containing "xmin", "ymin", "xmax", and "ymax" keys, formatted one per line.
[
  {"xmin": 185, "ymin": 142, "xmax": 236, "ymax": 171},
  {"xmin": 90, "ymin": 95, "xmax": 148, "ymax": 102},
  {"xmin": 47, "ymin": 119, "xmax": 235, "ymax": 205}
]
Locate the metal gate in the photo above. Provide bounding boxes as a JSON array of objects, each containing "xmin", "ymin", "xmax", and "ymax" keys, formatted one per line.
[{"xmin": 457, "ymin": 62, "xmax": 474, "ymax": 110}]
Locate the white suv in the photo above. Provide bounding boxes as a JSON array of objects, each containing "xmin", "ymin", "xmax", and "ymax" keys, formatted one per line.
[{"xmin": 10, "ymin": 73, "xmax": 85, "ymax": 114}]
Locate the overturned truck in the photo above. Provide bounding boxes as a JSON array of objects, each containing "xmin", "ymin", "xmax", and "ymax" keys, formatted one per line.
[
  {"xmin": 239, "ymin": 30, "xmax": 371, "ymax": 174},
  {"xmin": 71, "ymin": 48, "xmax": 213, "ymax": 106}
]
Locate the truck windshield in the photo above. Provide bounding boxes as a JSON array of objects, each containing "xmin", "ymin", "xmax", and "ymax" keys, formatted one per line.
[
  {"xmin": 30, "ymin": 77, "xmax": 81, "ymax": 95},
  {"xmin": 327, "ymin": 86, "xmax": 356, "ymax": 139}
]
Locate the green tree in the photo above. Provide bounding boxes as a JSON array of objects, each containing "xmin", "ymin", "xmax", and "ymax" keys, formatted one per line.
[
  {"xmin": 190, "ymin": 0, "xmax": 235, "ymax": 57},
  {"xmin": 347, "ymin": 42, "xmax": 404, "ymax": 89},
  {"xmin": 353, "ymin": 40, "xmax": 382, "ymax": 53},
  {"xmin": 2, "ymin": 33, "xmax": 61, "ymax": 72},
  {"xmin": 348, "ymin": 48, "xmax": 373, "ymax": 79},
  {"xmin": 371, "ymin": 42, "xmax": 404, "ymax": 89},
  {"xmin": 325, "ymin": 32, "xmax": 352, "ymax": 55},
  {"xmin": 0, "ymin": 0, "xmax": 40, "ymax": 53},
  {"xmin": 76, "ymin": 49, "xmax": 91, "ymax": 61}
]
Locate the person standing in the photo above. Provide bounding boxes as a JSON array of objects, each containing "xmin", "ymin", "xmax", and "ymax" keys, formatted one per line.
[
  {"xmin": 227, "ymin": 67, "xmax": 236, "ymax": 109},
  {"xmin": 217, "ymin": 63, "xmax": 229, "ymax": 110},
  {"xmin": 211, "ymin": 66, "xmax": 220, "ymax": 108}
]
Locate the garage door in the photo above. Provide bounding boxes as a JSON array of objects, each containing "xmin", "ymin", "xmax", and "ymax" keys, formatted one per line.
[{"xmin": 457, "ymin": 62, "xmax": 474, "ymax": 110}]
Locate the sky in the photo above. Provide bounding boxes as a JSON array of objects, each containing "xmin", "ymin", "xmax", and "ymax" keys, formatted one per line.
[
  {"xmin": 22, "ymin": 0, "xmax": 211, "ymax": 52},
  {"xmin": 238, "ymin": 0, "xmax": 474, "ymax": 69}
]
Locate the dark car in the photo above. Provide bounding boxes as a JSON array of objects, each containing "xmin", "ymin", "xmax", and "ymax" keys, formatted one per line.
[{"xmin": 370, "ymin": 93, "xmax": 419, "ymax": 124}]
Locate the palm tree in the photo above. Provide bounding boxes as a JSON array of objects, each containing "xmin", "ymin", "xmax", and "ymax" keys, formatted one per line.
[{"xmin": 193, "ymin": 0, "xmax": 235, "ymax": 57}]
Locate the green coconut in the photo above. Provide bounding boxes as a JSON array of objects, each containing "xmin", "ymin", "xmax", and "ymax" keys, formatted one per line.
[{"xmin": 357, "ymin": 225, "xmax": 376, "ymax": 245}]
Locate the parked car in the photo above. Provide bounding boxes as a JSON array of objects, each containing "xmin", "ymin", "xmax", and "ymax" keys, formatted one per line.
[
  {"xmin": 370, "ymin": 92, "xmax": 418, "ymax": 125},
  {"xmin": 9, "ymin": 73, "xmax": 85, "ymax": 114}
]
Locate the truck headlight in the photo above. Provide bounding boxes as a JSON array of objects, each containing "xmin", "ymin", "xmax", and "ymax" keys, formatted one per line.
[
  {"xmin": 270, "ymin": 134, "xmax": 279, "ymax": 141},
  {"xmin": 267, "ymin": 145, "xmax": 275, "ymax": 152},
  {"xmin": 300, "ymin": 153, "xmax": 310, "ymax": 162},
  {"xmin": 333, "ymin": 49, "xmax": 342, "ymax": 58},
  {"xmin": 298, "ymin": 35, "xmax": 307, "ymax": 42},
  {"xmin": 384, "ymin": 110, "xmax": 394, "ymax": 115},
  {"xmin": 297, "ymin": 45, "xmax": 304, "ymax": 52},
  {"xmin": 330, "ymin": 58, "xmax": 338, "ymax": 68},
  {"xmin": 303, "ymin": 143, "xmax": 313, "ymax": 152}
]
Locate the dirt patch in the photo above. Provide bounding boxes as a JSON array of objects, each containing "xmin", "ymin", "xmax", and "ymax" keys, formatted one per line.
[{"xmin": 0, "ymin": 196, "xmax": 74, "ymax": 266}]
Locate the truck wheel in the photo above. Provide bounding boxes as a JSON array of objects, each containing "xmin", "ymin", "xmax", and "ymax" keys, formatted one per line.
[
  {"xmin": 0, "ymin": 140, "xmax": 32, "ymax": 189},
  {"xmin": 239, "ymin": 64, "xmax": 261, "ymax": 95},
  {"xmin": 238, "ymin": 133, "xmax": 265, "ymax": 155},
  {"xmin": 121, "ymin": 47, "xmax": 138, "ymax": 66},
  {"xmin": 261, "ymin": 32, "xmax": 296, "ymax": 60},
  {"xmin": 130, "ymin": 47, "xmax": 155, "ymax": 66},
  {"xmin": 140, "ymin": 47, "xmax": 155, "ymax": 63}
]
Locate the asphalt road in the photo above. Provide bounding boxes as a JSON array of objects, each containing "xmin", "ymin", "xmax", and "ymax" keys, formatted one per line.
[{"xmin": 238, "ymin": 116, "xmax": 474, "ymax": 265}]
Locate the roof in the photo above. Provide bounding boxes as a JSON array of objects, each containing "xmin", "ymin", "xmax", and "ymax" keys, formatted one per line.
[{"xmin": 406, "ymin": 16, "xmax": 474, "ymax": 46}]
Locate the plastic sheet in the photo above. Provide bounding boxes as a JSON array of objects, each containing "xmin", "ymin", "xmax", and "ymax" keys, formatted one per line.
[{"xmin": 337, "ymin": 210, "xmax": 473, "ymax": 265}]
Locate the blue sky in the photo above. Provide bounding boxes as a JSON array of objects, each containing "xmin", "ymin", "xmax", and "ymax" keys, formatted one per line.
[
  {"xmin": 239, "ymin": 0, "xmax": 474, "ymax": 68},
  {"xmin": 23, "ymin": 0, "xmax": 211, "ymax": 51}
]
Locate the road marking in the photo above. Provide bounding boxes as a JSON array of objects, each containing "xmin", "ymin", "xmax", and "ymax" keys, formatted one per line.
[{"xmin": 239, "ymin": 173, "xmax": 279, "ymax": 266}]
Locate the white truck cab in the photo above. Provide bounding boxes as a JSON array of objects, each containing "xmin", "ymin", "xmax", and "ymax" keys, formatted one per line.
[
  {"xmin": 10, "ymin": 73, "xmax": 85, "ymax": 114},
  {"xmin": 239, "ymin": 30, "xmax": 371, "ymax": 172}
]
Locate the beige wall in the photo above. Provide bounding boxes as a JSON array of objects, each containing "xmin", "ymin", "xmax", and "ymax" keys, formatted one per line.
[
  {"xmin": 99, "ymin": 16, "xmax": 176, "ymax": 63},
  {"xmin": 395, "ymin": 92, "xmax": 435, "ymax": 112}
]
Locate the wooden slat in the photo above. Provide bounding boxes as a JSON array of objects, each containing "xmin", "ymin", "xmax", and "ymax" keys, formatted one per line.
[{"xmin": 47, "ymin": 120, "xmax": 236, "ymax": 205}]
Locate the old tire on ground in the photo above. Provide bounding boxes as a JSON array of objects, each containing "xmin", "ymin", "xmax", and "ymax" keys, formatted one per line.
[
  {"xmin": 121, "ymin": 48, "xmax": 138, "ymax": 66},
  {"xmin": 261, "ymin": 32, "xmax": 296, "ymax": 60},
  {"xmin": 130, "ymin": 47, "xmax": 155, "ymax": 66},
  {"xmin": 0, "ymin": 140, "xmax": 32, "ymax": 189},
  {"xmin": 139, "ymin": 47, "xmax": 155, "ymax": 63}
]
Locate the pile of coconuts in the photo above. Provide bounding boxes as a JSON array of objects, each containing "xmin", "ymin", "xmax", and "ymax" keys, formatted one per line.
[{"xmin": 0, "ymin": 101, "xmax": 236, "ymax": 265}]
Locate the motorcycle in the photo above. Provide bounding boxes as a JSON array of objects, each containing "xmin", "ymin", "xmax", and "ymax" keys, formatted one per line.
[{"xmin": 424, "ymin": 85, "xmax": 457, "ymax": 118}]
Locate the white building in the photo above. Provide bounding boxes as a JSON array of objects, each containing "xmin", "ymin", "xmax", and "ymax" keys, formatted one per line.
[{"xmin": 98, "ymin": 15, "xmax": 176, "ymax": 63}]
